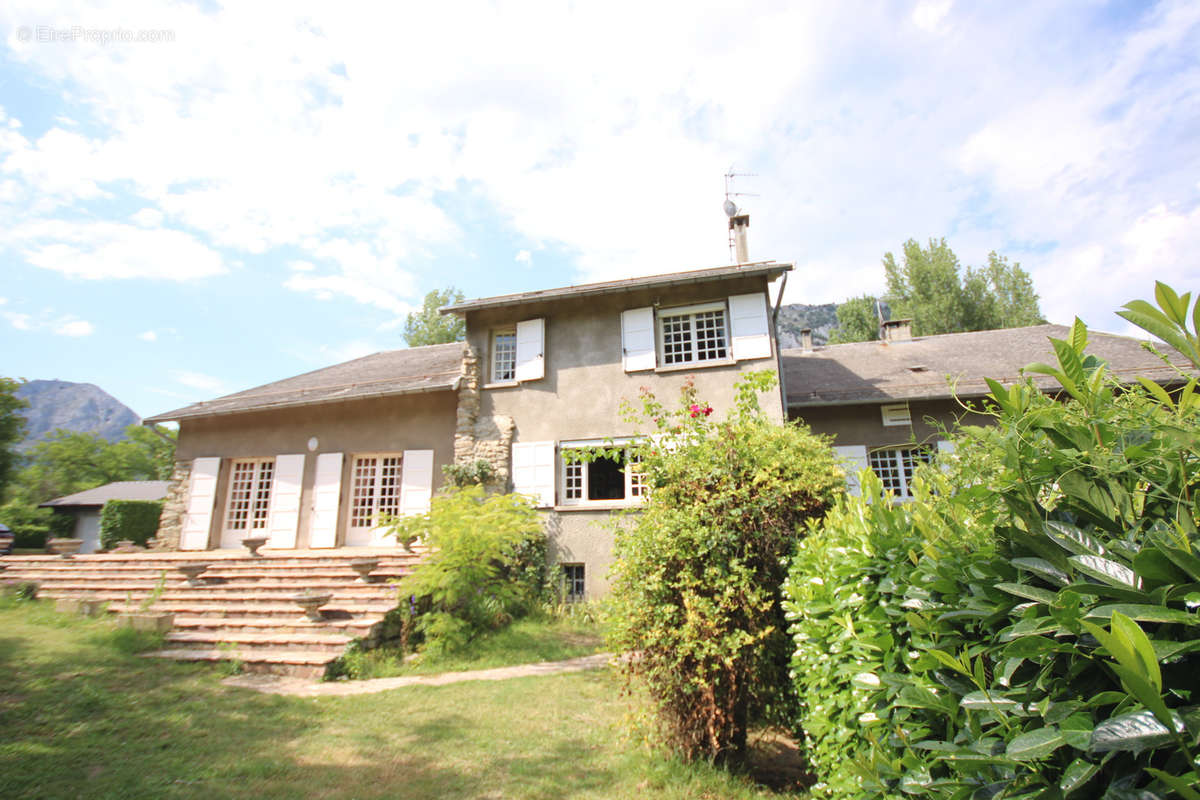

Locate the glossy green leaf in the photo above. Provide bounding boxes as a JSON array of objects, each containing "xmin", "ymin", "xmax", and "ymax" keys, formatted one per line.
[
  {"xmin": 1145, "ymin": 769, "xmax": 1200, "ymax": 800},
  {"xmin": 1061, "ymin": 758, "xmax": 1101, "ymax": 796},
  {"xmin": 1045, "ymin": 521, "xmax": 1107, "ymax": 557},
  {"xmin": 996, "ymin": 582, "xmax": 1058, "ymax": 605},
  {"xmin": 1086, "ymin": 604, "xmax": 1199, "ymax": 625},
  {"xmin": 1006, "ymin": 726, "xmax": 1066, "ymax": 761},
  {"xmin": 1012, "ymin": 557, "xmax": 1070, "ymax": 586},
  {"xmin": 1134, "ymin": 547, "xmax": 1189, "ymax": 586},
  {"xmin": 1070, "ymin": 555, "xmax": 1141, "ymax": 589},
  {"xmin": 961, "ymin": 691, "xmax": 1020, "ymax": 712},
  {"xmin": 1089, "ymin": 710, "xmax": 1182, "ymax": 754}
]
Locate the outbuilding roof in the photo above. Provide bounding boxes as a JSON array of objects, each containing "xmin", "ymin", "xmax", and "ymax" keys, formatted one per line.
[
  {"xmin": 143, "ymin": 342, "xmax": 463, "ymax": 424},
  {"xmin": 783, "ymin": 324, "xmax": 1191, "ymax": 407},
  {"xmin": 441, "ymin": 262, "xmax": 791, "ymax": 314},
  {"xmin": 40, "ymin": 480, "xmax": 171, "ymax": 509}
]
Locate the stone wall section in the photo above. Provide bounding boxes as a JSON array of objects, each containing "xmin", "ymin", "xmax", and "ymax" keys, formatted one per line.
[
  {"xmin": 453, "ymin": 344, "xmax": 514, "ymax": 491},
  {"xmin": 152, "ymin": 459, "xmax": 191, "ymax": 550}
]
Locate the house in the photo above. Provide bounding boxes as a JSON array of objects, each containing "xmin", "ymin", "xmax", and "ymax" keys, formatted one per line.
[
  {"xmin": 782, "ymin": 319, "xmax": 1192, "ymax": 499},
  {"xmin": 39, "ymin": 480, "xmax": 171, "ymax": 553},
  {"xmin": 145, "ymin": 252, "xmax": 1187, "ymax": 599},
  {"xmin": 145, "ymin": 261, "xmax": 790, "ymax": 598}
]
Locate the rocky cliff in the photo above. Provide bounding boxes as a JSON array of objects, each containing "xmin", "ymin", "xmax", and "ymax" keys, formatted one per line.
[{"xmin": 14, "ymin": 380, "xmax": 140, "ymax": 452}]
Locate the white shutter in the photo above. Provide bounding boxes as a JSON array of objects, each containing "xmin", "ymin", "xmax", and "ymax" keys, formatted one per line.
[
  {"xmin": 400, "ymin": 450, "xmax": 435, "ymax": 517},
  {"xmin": 267, "ymin": 454, "xmax": 305, "ymax": 549},
  {"xmin": 729, "ymin": 293, "xmax": 772, "ymax": 360},
  {"xmin": 514, "ymin": 318, "xmax": 545, "ymax": 382},
  {"xmin": 512, "ymin": 441, "xmax": 555, "ymax": 508},
  {"xmin": 180, "ymin": 457, "xmax": 220, "ymax": 550},
  {"xmin": 621, "ymin": 307, "xmax": 656, "ymax": 372},
  {"xmin": 832, "ymin": 445, "xmax": 869, "ymax": 497},
  {"xmin": 309, "ymin": 452, "xmax": 343, "ymax": 549}
]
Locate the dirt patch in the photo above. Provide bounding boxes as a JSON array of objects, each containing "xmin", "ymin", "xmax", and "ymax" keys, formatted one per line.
[{"xmin": 746, "ymin": 730, "xmax": 816, "ymax": 794}]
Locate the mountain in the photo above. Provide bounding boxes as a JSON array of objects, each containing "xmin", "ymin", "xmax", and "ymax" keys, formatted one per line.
[
  {"xmin": 775, "ymin": 303, "xmax": 839, "ymax": 348},
  {"xmin": 14, "ymin": 380, "xmax": 140, "ymax": 452}
]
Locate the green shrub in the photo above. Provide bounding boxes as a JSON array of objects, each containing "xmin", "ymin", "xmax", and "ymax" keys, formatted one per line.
[
  {"xmin": 0, "ymin": 499, "xmax": 72, "ymax": 549},
  {"xmin": 99, "ymin": 499, "xmax": 163, "ymax": 550},
  {"xmin": 608, "ymin": 371, "xmax": 842, "ymax": 764},
  {"xmin": 386, "ymin": 486, "xmax": 546, "ymax": 655},
  {"xmin": 786, "ymin": 288, "xmax": 1200, "ymax": 799}
]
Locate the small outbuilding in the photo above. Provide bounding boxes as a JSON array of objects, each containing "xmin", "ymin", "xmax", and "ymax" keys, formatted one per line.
[{"xmin": 39, "ymin": 481, "xmax": 171, "ymax": 554}]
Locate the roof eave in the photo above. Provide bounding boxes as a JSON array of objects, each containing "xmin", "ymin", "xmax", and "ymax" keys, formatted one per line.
[
  {"xmin": 143, "ymin": 379, "xmax": 460, "ymax": 425},
  {"xmin": 440, "ymin": 262, "xmax": 792, "ymax": 315}
]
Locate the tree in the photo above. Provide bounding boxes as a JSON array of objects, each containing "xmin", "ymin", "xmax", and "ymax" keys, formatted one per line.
[
  {"xmin": 0, "ymin": 377, "xmax": 28, "ymax": 499},
  {"xmin": 403, "ymin": 288, "xmax": 466, "ymax": 347},
  {"xmin": 608, "ymin": 372, "xmax": 843, "ymax": 764},
  {"xmin": 827, "ymin": 294, "xmax": 882, "ymax": 343},
  {"xmin": 7, "ymin": 424, "xmax": 176, "ymax": 505},
  {"xmin": 833, "ymin": 238, "xmax": 1045, "ymax": 342}
]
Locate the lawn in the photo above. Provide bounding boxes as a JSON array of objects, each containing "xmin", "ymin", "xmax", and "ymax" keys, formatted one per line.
[
  {"xmin": 0, "ymin": 598, "xmax": 810, "ymax": 799},
  {"xmin": 333, "ymin": 615, "xmax": 607, "ymax": 680}
]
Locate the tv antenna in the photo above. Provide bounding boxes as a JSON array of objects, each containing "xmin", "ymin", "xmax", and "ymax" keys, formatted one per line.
[{"xmin": 724, "ymin": 168, "xmax": 758, "ymax": 261}]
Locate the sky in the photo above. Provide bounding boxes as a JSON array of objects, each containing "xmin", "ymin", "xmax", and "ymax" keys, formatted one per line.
[{"xmin": 1, "ymin": 0, "xmax": 1198, "ymax": 421}]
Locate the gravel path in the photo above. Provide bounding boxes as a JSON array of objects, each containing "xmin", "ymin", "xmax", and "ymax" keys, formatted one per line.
[{"xmin": 222, "ymin": 652, "xmax": 614, "ymax": 697}]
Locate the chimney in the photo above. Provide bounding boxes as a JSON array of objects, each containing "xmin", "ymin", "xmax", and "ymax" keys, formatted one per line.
[
  {"xmin": 800, "ymin": 328, "xmax": 813, "ymax": 353},
  {"xmin": 880, "ymin": 318, "xmax": 913, "ymax": 342},
  {"xmin": 729, "ymin": 214, "xmax": 750, "ymax": 263}
]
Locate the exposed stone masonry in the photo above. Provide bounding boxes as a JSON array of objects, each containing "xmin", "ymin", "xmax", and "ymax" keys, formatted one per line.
[
  {"xmin": 153, "ymin": 459, "xmax": 191, "ymax": 551},
  {"xmin": 453, "ymin": 344, "xmax": 515, "ymax": 492}
]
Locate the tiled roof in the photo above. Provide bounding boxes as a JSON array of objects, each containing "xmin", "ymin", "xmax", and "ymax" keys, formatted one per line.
[
  {"xmin": 144, "ymin": 342, "xmax": 463, "ymax": 423},
  {"xmin": 40, "ymin": 480, "xmax": 171, "ymax": 508},
  {"xmin": 441, "ymin": 262, "xmax": 791, "ymax": 313},
  {"xmin": 783, "ymin": 324, "xmax": 1192, "ymax": 406}
]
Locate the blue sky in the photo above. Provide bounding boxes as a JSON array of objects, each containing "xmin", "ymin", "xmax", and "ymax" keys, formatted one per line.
[{"xmin": 1, "ymin": 0, "xmax": 1198, "ymax": 421}]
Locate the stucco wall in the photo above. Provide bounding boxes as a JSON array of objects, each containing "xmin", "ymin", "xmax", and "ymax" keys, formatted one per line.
[
  {"xmin": 172, "ymin": 390, "xmax": 458, "ymax": 549},
  {"xmin": 464, "ymin": 275, "xmax": 786, "ymax": 444},
  {"xmin": 790, "ymin": 398, "xmax": 993, "ymax": 448}
]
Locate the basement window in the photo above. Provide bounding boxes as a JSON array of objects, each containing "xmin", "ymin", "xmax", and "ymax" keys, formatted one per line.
[
  {"xmin": 868, "ymin": 446, "xmax": 932, "ymax": 501},
  {"xmin": 563, "ymin": 564, "xmax": 585, "ymax": 602}
]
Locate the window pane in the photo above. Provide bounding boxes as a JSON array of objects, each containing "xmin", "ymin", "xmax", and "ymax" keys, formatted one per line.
[
  {"xmin": 693, "ymin": 309, "xmax": 727, "ymax": 361},
  {"xmin": 564, "ymin": 458, "xmax": 584, "ymax": 500},
  {"xmin": 587, "ymin": 454, "xmax": 625, "ymax": 500},
  {"xmin": 660, "ymin": 314, "xmax": 692, "ymax": 365},
  {"xmin": 564, "ymin": 564, "xmax": 585, "ymax": 601},
  {"xmin": 493, "ymin": 331, "xmax": 517, "ymax": 382}
]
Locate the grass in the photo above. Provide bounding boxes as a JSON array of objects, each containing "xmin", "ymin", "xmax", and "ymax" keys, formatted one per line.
[
  {"xmin": 0, "ymin": 597, "xmax": 809, "ymax": 799},
  {"xmin": 334, "ymin": 615, "xmax": 606, "ymax": 680}
]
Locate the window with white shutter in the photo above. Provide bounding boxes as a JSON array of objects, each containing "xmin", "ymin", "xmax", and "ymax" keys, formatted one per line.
[
  {"xmin": 728, "ymin": 293, "xmax": 772, "ymax": 360},
  {"xmin": 220, "ymin": 458, "xmax": 275, "ymax": 549},
  {"xmin": 346, "ymin": 454, "xmax": 403, "ymax": 546},
  {"xmin": 267, "ymin": 454, "xmax": 305, "ymax": 549},
  {"xmin": 832, "ymin": 445, "xmax": 869, "ymax": 497},
  {"xmin": 621, "ymin": 307, "xmax": 656, "ymax": 372},
  {"xmin": 512, "ymin": 441, "xmax": 555, "ymax": 507},
  {"xmin": 180, "ymin": 457, "xmax": 221, "ymax": 551},
  {"xmin": 514, "ymin": 318, "xmax": 545, "ymax": 382},
  {"xmin": 309, "ymin": 452, "xmax": 344, "ymax": 549}
]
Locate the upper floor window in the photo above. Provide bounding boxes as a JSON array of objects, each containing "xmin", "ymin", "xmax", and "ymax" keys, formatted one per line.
[
  {"xmin": 491, "ymin": 328, "xmax": 517, "ymax": 383},
  {"xmin": 659, "ymin": 303, "xmax": 729, "ymax": 366},
  {"xmin": 621, "ymin": 293, "xmax": 770, "ymax": 373}
]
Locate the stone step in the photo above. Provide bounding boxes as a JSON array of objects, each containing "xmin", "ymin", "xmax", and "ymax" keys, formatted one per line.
[
  {"xmin": 13, "ymin": 573, "xmax": 406, "ymax": 588},
  {"xmin": 39, "ymin": 584, "xmax": 399, "ymax": 601},
  {"xmin": 106, "ymin": 600, "xmax": 396, "ymax": 617},
  {"xmin": 0, "ymin": 560, "xmax": 417, "ymax": 574},
  {"xmin": 169, "ymin": 615, "xmax": 379, "ymax": 635},
  {"xmin": 165, "ymin": 630, "xmax": 354, "ymax": 654},
  {"xmin": 147, "ymin": 648, "xmax": 338, "ymax": 679}
]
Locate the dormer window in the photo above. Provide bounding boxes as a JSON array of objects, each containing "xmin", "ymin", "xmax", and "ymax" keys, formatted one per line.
[{"xmin": 659, "ymin": 303, "xmax": 729, "ymax": 366}]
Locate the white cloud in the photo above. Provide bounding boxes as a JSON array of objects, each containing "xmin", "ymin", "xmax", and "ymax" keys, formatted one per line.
[
  {"xmin": 7, "ymin": 220, "xmax": 226, "ymax": 280},
  {"xmin": 3, "ymin": 311, "xmax": 32, "ymax": 330},
  {"xmin": 0, "ymin": 296, "xmax": 6, "ymax": 305},
  {"xmin": 171, "ymin": 370, "xmax": 227, "ymax": 394},
  {"xmin": 138, "ymin": 330, "xmax": 158, "ymax": 342},
  {"xmin": 131, "ymin": 208, "xmax": 164, "ymax": 228},
  {"xmin": 54, "ymin": 317, "xmax": 94, "ymax": 337},
  {"xmin": 515, "ymin": 249, "xmax": 532, "ymax": 265},
  {"xmin": 912, "ymin": 1, "xmax": 954, "ymax": 34}
]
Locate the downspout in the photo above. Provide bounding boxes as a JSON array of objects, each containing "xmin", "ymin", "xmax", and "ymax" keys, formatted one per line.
[{"xmin": 772, "ymin": 272, "xmax": 789, "ymax": 420}]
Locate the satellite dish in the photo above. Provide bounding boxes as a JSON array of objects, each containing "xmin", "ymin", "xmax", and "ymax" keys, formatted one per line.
[{"xmin": 723, "ymin": 198, "xmax": 739, "ymax": 217}]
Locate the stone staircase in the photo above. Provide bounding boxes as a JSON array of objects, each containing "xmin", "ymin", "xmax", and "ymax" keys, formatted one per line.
[{"xmin": 0, "ymin": 549, "xmax": 420, "ymax": 678}]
